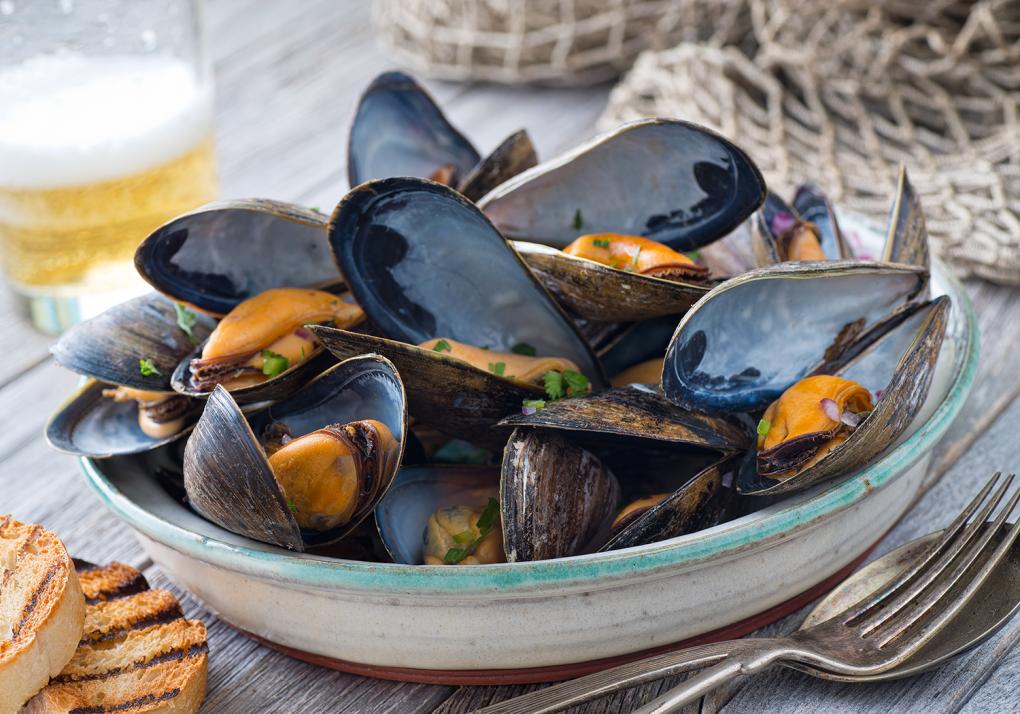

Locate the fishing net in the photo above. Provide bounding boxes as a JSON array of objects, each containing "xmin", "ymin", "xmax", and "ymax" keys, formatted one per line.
[
  {"xmin": 601, "ymin": 0, "xmax": 1020, "ymax": 283},
  {"xmin": 372, "ymin": 0, "xmax": 737, "ymax": 86}
]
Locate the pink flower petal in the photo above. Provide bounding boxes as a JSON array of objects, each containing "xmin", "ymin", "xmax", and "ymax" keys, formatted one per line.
[{"xmin": 820, "ymin": 397, "xmax": 841, "ymax": 422}]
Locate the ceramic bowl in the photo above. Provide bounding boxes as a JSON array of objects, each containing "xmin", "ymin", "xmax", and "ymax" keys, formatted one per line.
[{"xmin": 81, "ymin": 230, "xmax": 978, "ymax": 684}]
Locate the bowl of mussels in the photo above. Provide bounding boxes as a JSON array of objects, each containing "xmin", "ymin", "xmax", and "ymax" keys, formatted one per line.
[{"xmin": 47, "ymin": 72, "xmax": 978, "ymax": 683}]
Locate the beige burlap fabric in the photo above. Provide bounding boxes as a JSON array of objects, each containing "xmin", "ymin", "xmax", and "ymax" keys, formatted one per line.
[
  {"xmin": 372, "ymin": 0, "xmax": 741, "ymax": 86},
  {"xmin": 602, "ymin": 0, "xmax": 1020, "ymax": 284}
]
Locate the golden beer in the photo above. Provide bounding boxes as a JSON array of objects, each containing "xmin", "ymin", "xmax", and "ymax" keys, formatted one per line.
[{"xmin": 0, "ymin": 54, "xmax": 218, "ymax": 329}]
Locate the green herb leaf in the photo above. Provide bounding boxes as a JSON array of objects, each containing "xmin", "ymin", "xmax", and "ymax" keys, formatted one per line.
[
  {"xmin": 511, "ymin": 342, "xmax": 536, "ymax": 357},
  {"xmin": 287, "ymin": 499, "xmax": 298, "ymax": 514},
  {"xmin": 453, "ymin": 530, "xmax": 476, "ymax": 544},
  {"xmin": 757, "ymin": 418, "xmax": 771, "ymax": 437},
  {"xmin": 310, "ymin": 206, "xmax": 322, "ymax": 213},
  {"xmin": 443, "ymin": 547, "xmax": 469, "ymax": 564},
  {"xmin": 562, "ymin": 370, "xmax": 590, "ymax": 396},
  {"xmin": 138, "ymin": 358, "xmax": 161, "ymax": 377},
  {"xmin": 488, "ymin": 362, "xmax": 506, "ymax": 377},
  {"xmin": 631, "ymin": 247, "xmax": 642, "ymax": 267},
  {"xmin": 476, "ymin": 497, "xmax": 499, "ymax": 533},
  {"xmin": 685, "ymin": 250, "xmax": 701, "ymax": 262},
  {"xmin": 573, "ymin": 209, "xmax": 583, "ymax": 230},
  {"xmin": 433, "ymin": 338, "xmax": 452, "ymax": 353},
  {"xmin": 300, "ymin": 346, "xmax": 306, "ymax": 361},
  {"xmin": 591, "ymin": 238, "xmax": 611, "ymax": 248},
  {"xmin": 174, "ymin": 303, "xmax": 198, "ymax": 343},
  {"xmin": 543, "ymin": 370, "xmax": 565, "ymax": 400},
  {"xmin": 261, "ymin": 350, "xmax": 289, "ymax": 378},
  {"xmin": 522, "ymin": 399, "xmax": 546, "ymax": 409}
]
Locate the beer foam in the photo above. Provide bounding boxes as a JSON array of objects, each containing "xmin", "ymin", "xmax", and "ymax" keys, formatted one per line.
[{"xmin": 0, "ymin": 53, "xmax": 213, "ymax": 188}]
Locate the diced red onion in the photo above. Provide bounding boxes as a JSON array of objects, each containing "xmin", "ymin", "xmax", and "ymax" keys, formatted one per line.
[
  {"xmin": 771, "ymin": 211, "xmax": 796, "ymax": 234},
  {"xmin": 521, "ymin": 406, "xmax": 538, "ymax": 416},
  {"xmin": 294, "ymin": 327, "xmax": 313, "ymax": 340},
  {"xmin": 841, "ymin": 411, "xmax": 861, "ymax": 428},
  {"xmin": 820, "ymin": 397, "xmax": 841, "ymax": 422}
]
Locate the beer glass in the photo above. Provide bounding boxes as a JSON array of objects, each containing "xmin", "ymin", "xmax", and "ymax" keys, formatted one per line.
[{"xmin": 0, "ymin": 0, "xmax": 218, "ymax": 333}]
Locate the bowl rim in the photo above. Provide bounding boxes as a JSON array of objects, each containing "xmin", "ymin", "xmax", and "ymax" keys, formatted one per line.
[{"xmin": 81, "ymin": 256, "xmax": 978, "ymax": 593}]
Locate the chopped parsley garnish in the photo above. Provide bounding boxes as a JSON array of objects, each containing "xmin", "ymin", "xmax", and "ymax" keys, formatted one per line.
[
  {"xmin": 511, "ymin": 342, "xmax": 536, "ymax": 356},
  {"xmin": 591, "ymin": 238, "xmax": 611, "ymax": 248},
  {"xmin": 685, "ymin": 250, "xmax": 701, "ymax": 262},
  {"xmin": 488, "ymin": 362, "xmax": 506, "ymax": 377},
  {"xmin": 522, "ymin": 399, "xmax": 546, "ymax": 410},
  {"xmin": 174, "ymin": 303, "xmax": 198, "ymax": 343},
  {"xmin": 310, "ymin": 206, "xmax": 322, "ymax": 213},
  {"xmin": 631, "ymin": 247, "xmax": 642, "ymax": 267},
  {"xmin": 261, "ymin": 350, "xmax": 290, "ymax": 378},
  {"xmin": 573, "ymin": 209, "xmax": 583, "ymax": 230},
  {"xmin": 757, "ymin": 418, "xmax": 771, "ymax": 437},
  {"xmin": 542, "ymin": 369, "xmax": 590, "ymax": 401},
  {"xmin": 444, "ymin": 497, "xmax": 500, "ymax": 564},
  {"xmin": 300, "ymin": 346, "xmax": 306, "ymax": 360},
  {"xmin": 139, "ymin": 358, "xmax": 161, "ymax": 377},
  {"xmin": 433, "ymin": 339, "xmax": 452, "ymax": 353},
  {"xmin": 287, "ymin": 499, "xmax": 298, "ymax": 514}
]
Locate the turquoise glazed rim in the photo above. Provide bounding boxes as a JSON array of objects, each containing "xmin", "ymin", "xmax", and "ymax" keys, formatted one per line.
[{"xmin": 82, "ymin": 258, "xmax": 978, "ymax": 594}]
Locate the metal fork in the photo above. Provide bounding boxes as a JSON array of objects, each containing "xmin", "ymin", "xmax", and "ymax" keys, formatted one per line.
[{"xmin": 478, "ymin": 472, "xmax": 1020, "ymax": 714}]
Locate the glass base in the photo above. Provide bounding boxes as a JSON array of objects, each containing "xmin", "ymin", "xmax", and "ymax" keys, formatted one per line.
[{"xmin": 8, "ymin": 266, "xmax": 150, "ymax": 335}]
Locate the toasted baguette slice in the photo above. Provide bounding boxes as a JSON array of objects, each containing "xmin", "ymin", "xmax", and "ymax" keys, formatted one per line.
[
  {"xmin": 23, "ymin": 562, "xmax": 208, "ymax": 714},
  {"xmin": 0, "ymin": 515, "xmax": 85, "ymax": 714}
]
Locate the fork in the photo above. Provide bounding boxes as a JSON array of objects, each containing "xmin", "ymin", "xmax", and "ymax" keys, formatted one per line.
[{"xmin": 478, "ymin": 472, "xmax": 1020, "ymax": 714}]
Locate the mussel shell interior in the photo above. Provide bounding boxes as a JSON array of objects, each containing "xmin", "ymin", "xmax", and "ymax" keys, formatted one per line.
[
  {"xmin": 347, "ymin": 71, "xmax": 480, "ymax": 188},
  {"xmin": 46, "ymin": 379, "xmax": 194, "ymax": 458},
  {"xmin": 513, "ymin": 241, "xmax": 709, "ymax": 323},
  {"xmin": 598, "ymin": 316, "xmax": 679, "ymax": 379},
  {"xmin": 328, "ymin": 178, "xmax": 607, "ymax": 387},
  {"xmin": 662, "ymin": 262, "xmax": 928, "ymax": 414},
  {"xmin": 375, "ymin": 465, "xmax": 500, "ymax": 565},
  {"xmin": 477, "ymin": 119, "xmax": 766, "ymax": 251},
  {"xmin": 310, "ymin": 326, "xmax": 540, "ymax": 449},
  {"xmin": 51, "ymin": 292, "xmax": 213, "ymax": 391},
  {"xmin": 135, "ymin": 199, "xmax": 340, "ymax": 316},
  {"xmin": 171, "ymin": 342, "xmax": 338, "ymax": 406},
  {"xmin": 738, "ymin": 296, "xmax": 950, "ymax": 496},
  {"xmin": 793, "ymin": 184, "xmax": 848, "ymax": 260}
]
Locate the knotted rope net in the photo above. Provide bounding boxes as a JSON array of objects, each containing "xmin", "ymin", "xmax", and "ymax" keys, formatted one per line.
[{"xmin": 601, "ymin": 0, "xmax": 1020, "ymax": 283}]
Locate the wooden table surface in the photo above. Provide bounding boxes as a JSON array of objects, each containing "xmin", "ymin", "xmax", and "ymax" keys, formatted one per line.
[{"xmin": 3, "ymin": 1, "xmax": 1019, "ymax": 711}]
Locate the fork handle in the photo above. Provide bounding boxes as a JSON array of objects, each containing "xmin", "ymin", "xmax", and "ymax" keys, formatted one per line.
[{"xmin": 632, "ymin": 646, "xmax": 787, "ymax": 714}]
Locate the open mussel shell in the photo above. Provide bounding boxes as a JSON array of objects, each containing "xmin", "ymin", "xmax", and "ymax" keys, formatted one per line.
[
  {"xmin": 46, "ymin": 379, "xmax": 197, "ymax": 458},
  {"xmin": 793, "ymin": 183, "xmax": 849, "ymax": 260},
  {"xmin": 46, "ymin": 293, "xmax": 214, "ymax": 458},
  {"xmin": 348, "ymin": 71, "xmax": 480, "ymax": 188},
  {"xmin": 327, "ymin": 177, "xmax": 607, "ymax": 387},
  {"xmin": 51, "ymin": 292, "xmax": 213, "ymax": 391},
  {"xmin": 662, "ymin": 261, "xmax": 929, "ymax": 414},
  {"xmin": 501, "ymin": 428, "xmax": 621, "ymax": 562},
  {"xmin": 882, "ymin": 166, "xmax": 930, "ymax": 272},
  {"xmin": 457, "ymin": 130, "xmax": 538, "ymax": 202},
  {"xmin": 170, "ymin": 339, "xmax": 338, "ymax": 406},
  {"xmin": 513, "ymin": 241, "xmax": 709, "ymax": 323},
  {"xmin": 738, "ymin": 296, "xmax": 950, "ymax": 496},
  {"xmin": 183, "ymin": 354, "xmax": 407, "ymax": 550},
  {"xmin": 310, "ymin": 327, "xmax": 541, "ymax": 448},
  {"xmin": 375, "ymin": 466, "xmax": 500, "ymax": 565},
  {"xmin": 477, "ymin": 119, "xmax": 766, "ymax": 251},
  {"xmin": 600, "ymin": 452, "xmax": 741, "ymax": 552},
  {"xmin": 135, "ymin": 199, "xmax": 340, "ymax": 316}
]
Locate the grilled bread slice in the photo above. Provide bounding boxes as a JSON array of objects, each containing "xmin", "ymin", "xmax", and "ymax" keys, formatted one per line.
[
  {"xmin": 23, "ymin": 561, "xmax": 208, "ymax": 714},
  {"xmin": 0, "ymin": 515, "xmax": 86, "ymax": 714}
]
